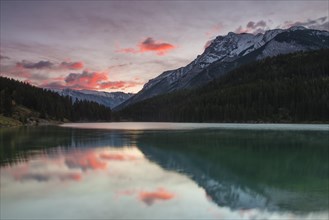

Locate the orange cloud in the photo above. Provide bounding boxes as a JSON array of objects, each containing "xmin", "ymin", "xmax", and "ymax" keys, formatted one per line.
[
  {"xmin": 117, "ymin": 37, "xmax": 176, "ymax": 56},
  {"xmin": 65, "ymin": 71, "xmax": 108, "ymax": 88},
  {"xmin": 139, "ymin": 188, "xmax": 175, "ymax": 205},
  {"xmin": 99, "ymin": 153, "xmax": 137, "ymax": 161},
  {"xmin": 60, "ymin": 61, "xmax": 84, "ymax": 70},
  {"xmin": 65, "ymin": 152, "xmax": 107, "ymax": 171},
  {"xmin": 42, "ymin": 69, "xmax": 143, "ymax": 91},
  {"xmin": 59, "ymin": 172, "xmax": 82, "ymax": 181},
  {"xmin": 99, "ymin": 81, "xmax": 143, "ymax": 90},
  {"xmin": 139, "ymin": 38, "xmax": 175, "ymax": 55}
]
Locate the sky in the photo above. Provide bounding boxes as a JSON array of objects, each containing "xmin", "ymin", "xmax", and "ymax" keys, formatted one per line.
[{"xmin": 0, "ymin": 0, "xmax": 328, "ymax": 93}]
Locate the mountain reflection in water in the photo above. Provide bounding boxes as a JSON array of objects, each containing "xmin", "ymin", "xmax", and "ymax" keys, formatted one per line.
[{"xmin": 0, "ymin": 124, "xmax": 328, "ymax": 219}]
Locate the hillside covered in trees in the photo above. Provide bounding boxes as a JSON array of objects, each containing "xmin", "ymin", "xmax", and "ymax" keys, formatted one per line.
[
  {"xmin": 118, "ymin": 49, "xmax": 329, "ymax": 123},
  {"xmin": 0, "ymin": 77, "xmax": 111, "ymax": 124}
]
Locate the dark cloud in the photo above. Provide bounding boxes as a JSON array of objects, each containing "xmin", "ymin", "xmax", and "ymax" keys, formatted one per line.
[
  {"xmin": 17, "ymin": 60, "xmax": 54, "ymax": 69},
  {"xmin": 19, "ymin": 173, "xmax": 51, "ymax": 182},
  {"xmin": 236, "ymin": 20, "xmax": 268, "ymax": 34},
  {"xmin": 42, "ymin": 81, "xmax": 65, "ymax": 89},
  {"xmin": 117, "ymin": 37, "xmax": 176, "ymax": 56},
  {"xmin": 140, "ymin": 37, "xmax": 175, "ymax": 55},
  {"xmin": 15, "ymin": 172, "xmax": 82, "ymax": 182},
  {"xmin": 42, "ymin": 70, "xmax": 142, "ymax": 91},
  {"xmin": 247, "ymin": 20, "xmax": 266, "ymax": 29},
  {"xmin": 312, "ymin": 21, "xmax": 329, "ymax": 31},
  {"xmin": 285, "ymin": 16, "xmax": 328, "ymax": 31},
  {"xmin": 60, "ymin": 61, "xmax": 84, "ymax": 70},
  {"xmin": 0, "ymin": 55, "xmax": 10, "ymax": 60},
  {"xmin": 15, "ymin": 60, "xmax": 84, "ymax": 70},
  {"xmin": 108, "ymin": 63, "xmax": 132, "ymax": 70},
  {"xmin": 65, "ymin": 71, "xmax": 107, "ymax": 84}
]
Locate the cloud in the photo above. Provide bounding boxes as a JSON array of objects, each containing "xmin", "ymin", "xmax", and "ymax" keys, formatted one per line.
[
  {"xmin": 59, "ymin": 173, "xmax": 82, "ymax": 181},
  {"xmin": 16, "ymin": 60, "xmax": 54, "ymax": 69},
  {"xmin": 42, "ymin": 70, "xmax": 142, "ymax": 91},
  {"xmin": 247, "ymin": 20, "xmax": 266, "ymax": 29},
  {"xmin": 99, "ymin": 152, "xmax": 138, "ymax": 161},
  {"xmin": 65, "ymin": 71, "xmax": 107, "ymax": 84},
  {"xmin": 0, "ymin": 55, "xmax": 10, "ymax": 60},
  {"xmin": 108, "ymin": 63, "xmax": 132, "ymax": 70},
  {"xmin": 60, "ymin": 61, "xmax": 84, "ymax": 70},
  {"xmin": 42, "ymin": 81, "xmax": 65, "ymax": 89},
  {"xmin": 117, "ymin": 37, "xmax": 176, "ymax": 56},
  {"xmin": 140, "ymin": 37, "xmax": 175, "ymax": 55},
  {"xmin": 18, "ymin": 173, "xmax": 51, "ymax": 182},
  {"xmin": 65, "ymin": 152, "xmax": 107, "ymax": 171},
  {"xmin": 15, "ymin": 60, "xmax": 84, "ymax": 71},
  {"xmin": 206, "ymin": 23, "xmax": 224, "ymax": 37},
  {"xmin": 99, "ymin": 81, "xmax": 143, "ymax": 90},
  {"xmin": 15, "ymin": 172, "xmax": 82, "ymax": 182},
  {"xmin": 139, "ymin": 188, "xmax": 175, "ymax": 206},
  {"xmin": 116, "ymin": 187, "xmax": 175, "ymax": 206},
  {"xmin": 0, "ymin": 63, "xmax": 32, "ymax": 78},
  {"xmin": 282, "ymin": 16, "xmax": 328, "ymax": 31},
  {"xmin": 235, "ymin": 20, "xmax": 269, "ymax": 34},
  {"xmin": 1, "ymin": 57, "xmax": 141, "ymax": 92}
]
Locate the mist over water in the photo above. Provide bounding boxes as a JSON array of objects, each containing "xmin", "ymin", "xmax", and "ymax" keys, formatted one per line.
[{"xmin": 1, "ymin": 123, "xmax": 328, "ymax": 219}]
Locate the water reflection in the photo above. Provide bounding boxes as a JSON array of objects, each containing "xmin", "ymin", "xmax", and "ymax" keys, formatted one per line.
[
  {"xmin": 137, "ymin": 130, "xmax": 329, "ymax": 213},
  {"xmin": 0, "ymin": 125, "xmax": 328, "ymax": 219}
]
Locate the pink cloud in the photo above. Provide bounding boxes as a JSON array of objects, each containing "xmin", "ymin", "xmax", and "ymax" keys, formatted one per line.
[
  {"xmin": 99, "ymin": 153, "xmax": 137, "ymax": 161},
  {"xmin": 60, "ymin": 61, "xmax": 84, "ymax": 70},
  {"xmin": 8, "ymin": 163, "xmax": 82, "ymax": 182},
  {"xmin": 116, "ymin": 187, "xmax": 175, "ymax": 206},
  {"xmin": 65, "ymin": 152, "xmax": 107, "ymax": 171},
  {"xmin": 42, "ymin": 70, "xmax": 142, "ymax": 91},
  {"xmin": 117, "ymin": 37, "xmax": 176, "ymax": 56},
  {"xmin": 206, "ymin": 23, "xmax": 224, "ymax": 37},
  {"xmin": 235, "ymin": 20, "xmax": 268, "ymax": 34},
  {"xmin": 139, "ymin": 188, "xmax": 175, "ymax": 205}
]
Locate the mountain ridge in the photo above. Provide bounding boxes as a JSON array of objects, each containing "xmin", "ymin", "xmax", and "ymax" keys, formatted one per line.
[
  {"xmin": 53, "ymin": 89, "xmax": 133, "ymax": 109},
  {"xmin": 115, "ymin": 26, "xmax": 329, "ymax": 110},
  {"xmin": 117, "ymin": 49, "xmax": 329, "ymax": 123}
]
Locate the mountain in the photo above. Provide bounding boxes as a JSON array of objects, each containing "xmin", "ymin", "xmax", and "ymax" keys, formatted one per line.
[
  {"xmin": 117, "ymin": 49, "xmax": 329, "ymax": 122},
  {"xmin": 54, "ymin": 89, "xmax": 133, "ymax": 109},
  {"xmin": 0, "ymin": 77, "xmax": 112, "ymax": 125},
  {"xmin": 116, "ymin": 26, "xmax": 329, "ymax": 110}
]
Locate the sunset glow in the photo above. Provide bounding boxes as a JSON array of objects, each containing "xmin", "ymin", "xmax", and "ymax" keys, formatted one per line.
[{"xmin": 0, "ymin": 1, "xmax": 328, "ymax": 93}]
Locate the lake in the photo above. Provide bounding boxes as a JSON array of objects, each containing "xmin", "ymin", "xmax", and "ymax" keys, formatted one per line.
[{"xmin": 0, "ymin": 123, "xmax": 328, "ymax": 219}]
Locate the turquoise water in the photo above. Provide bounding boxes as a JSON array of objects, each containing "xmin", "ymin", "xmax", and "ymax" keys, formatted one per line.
[{"xmin": 1, "ymin": 123, "xmax": 328, "ymax": 219}]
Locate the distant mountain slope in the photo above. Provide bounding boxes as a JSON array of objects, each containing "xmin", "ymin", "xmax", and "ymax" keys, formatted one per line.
[
  {"xmin": 116, "ymin": 27, "xmax": 329, "ymax": 110},
  {"xmin": 0, "ymin": 77, "xmax": 112, "ymax": 124},
  {"xmin": 54, "ymin": 89, "xmax": 133, "ymax": 109},
  {"xmin": 117, "ymin": 49, "xmax": 329, "ymax": 123}
]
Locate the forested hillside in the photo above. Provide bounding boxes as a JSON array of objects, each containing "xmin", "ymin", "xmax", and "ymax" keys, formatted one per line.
[
  {"xmin": 0, "ymin": 77, "xmax": 111, "ymax": 123},
  {"xmin": 118, "ymin": 49, "xmax": 329, "ymax": 123}
]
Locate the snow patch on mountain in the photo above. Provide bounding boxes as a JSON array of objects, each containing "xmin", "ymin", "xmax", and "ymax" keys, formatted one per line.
[
  {"xmin": 55, "ymin": 89, "xmax": 133, "ymax": 109},
  {"xmin": 116, "ymin": 27, "xmax": 329, "ymax": 110}
]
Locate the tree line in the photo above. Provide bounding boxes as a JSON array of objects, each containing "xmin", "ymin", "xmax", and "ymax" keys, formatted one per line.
[
  {"xmin": 117, "ymin": 49, "xmax": 329, "ymax": 123},
  {"xmin": 0, "ymin": 77, "xmax": 111, "ymax": 122}
]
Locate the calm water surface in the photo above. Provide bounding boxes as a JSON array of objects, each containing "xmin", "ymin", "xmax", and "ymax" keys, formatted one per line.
[{"xmin": 0, "ymin": 123, "xmax": 328, "ymax": 219}]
